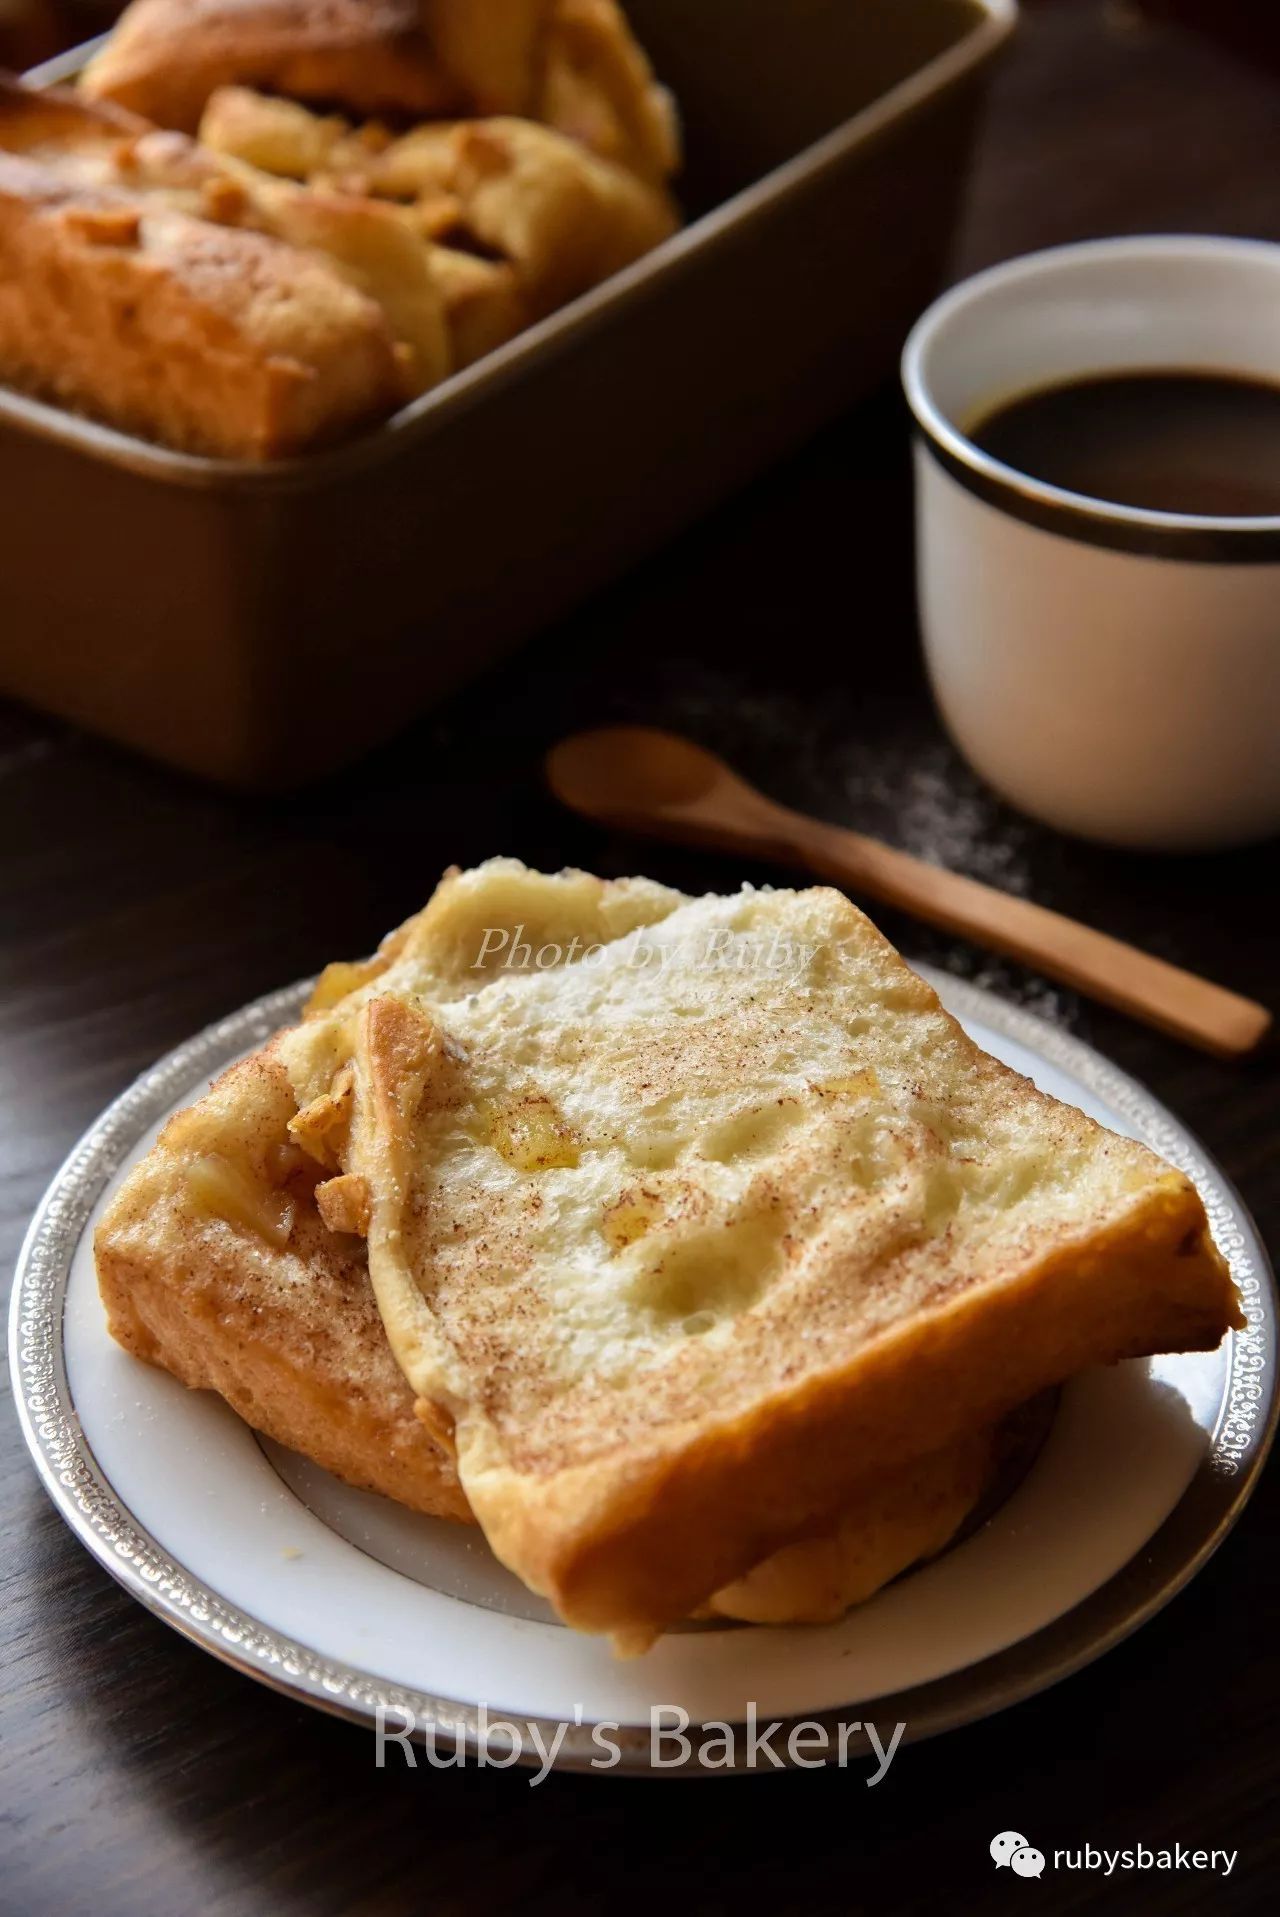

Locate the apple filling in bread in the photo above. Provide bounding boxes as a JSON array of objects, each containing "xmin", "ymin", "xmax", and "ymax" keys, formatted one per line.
[{"xmin": 184, "ymin": 1151, "xmax": 297, "ymax": 1250}]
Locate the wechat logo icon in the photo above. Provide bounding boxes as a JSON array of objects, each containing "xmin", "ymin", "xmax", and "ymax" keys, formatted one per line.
[{"xmin": 991, "ymin": 1832, "xmax": 1046, "ymax": 1879}]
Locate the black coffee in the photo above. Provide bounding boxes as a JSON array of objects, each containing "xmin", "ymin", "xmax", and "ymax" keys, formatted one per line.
[{"xmin": 967, "ymin": 370, "xmax": 1280, "ymax": 517}]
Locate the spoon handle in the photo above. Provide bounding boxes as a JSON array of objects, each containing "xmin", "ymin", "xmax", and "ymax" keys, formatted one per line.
[{"xmin": 776, "ymin": 810, "xmax": 1269, "ymax": 1058}]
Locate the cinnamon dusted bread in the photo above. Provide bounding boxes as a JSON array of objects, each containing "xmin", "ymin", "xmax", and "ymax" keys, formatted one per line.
[{"xmin": 277, "ymin": 862, "xmax": 1241, "ymax": 1650}]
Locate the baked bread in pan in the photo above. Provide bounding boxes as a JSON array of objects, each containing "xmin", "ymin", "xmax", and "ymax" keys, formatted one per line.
[
  {"xmin": 199, "ymin": 86, "xmax": 678, "ymax": 316},
  {"xmin": 1, "ymin": 1, "xmax": 679, "ymax": 452},
  {"xmin": 1, "ymin": 45, "xmax": 676, "ymax": 446},
  {"xmin": 80, "ymin": 0, "xmax": 680, "ymax": 184}
]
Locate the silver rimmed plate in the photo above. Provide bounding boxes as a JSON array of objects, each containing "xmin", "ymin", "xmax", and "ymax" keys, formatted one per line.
[{"xmin": 10, "ymin": 971, "xmax": 1276, "ymax": 1775}]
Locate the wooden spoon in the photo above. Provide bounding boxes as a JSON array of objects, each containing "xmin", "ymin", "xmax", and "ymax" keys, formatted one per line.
[{"xmin": 545, "ymin": 726, "xmax": 1271, "ymax": 1059}]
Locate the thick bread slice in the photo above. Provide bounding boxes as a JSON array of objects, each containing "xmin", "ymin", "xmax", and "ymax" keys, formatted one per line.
[
  {"xmin": 95, "ymin": 1038, "xmax": 470, "ymax": 1520},
  {"xmin": 311, "ymin": 867, "xmax": 1241, "ymax": 1647},
  {"xmin": 96, "ymin": 997, "xmax": 1003, "ymax": 1619},
  {"xmin": 0, "ymin": 149, "xmax": 406, "ymax": 456},
  {"xmin": 79, "ymin": 0, "xmax": 680, "ymax": 182}
]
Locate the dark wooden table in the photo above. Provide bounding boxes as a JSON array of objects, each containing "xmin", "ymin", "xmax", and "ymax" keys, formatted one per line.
[{"xmin": 3, "ymin": 4, "xmax": 1278, "ymax": 1911}]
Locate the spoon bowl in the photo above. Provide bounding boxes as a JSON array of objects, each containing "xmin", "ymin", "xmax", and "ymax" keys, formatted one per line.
[{"xmin": 545, "ymin": 726, "xmax": 731, "ymax": 816}]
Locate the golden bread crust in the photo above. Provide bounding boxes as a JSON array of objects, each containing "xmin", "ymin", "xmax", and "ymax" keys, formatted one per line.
[
  {"xmin": 425, "ymin": 243, "xmax": 527, "ymax": 367},
  {"xmin": 0, "ymin": 71, "xmax": 147, "ymax": 154},
  {"xmin": 386, "ymin": 114, "xmax": 677, "ymax": 314},
  {"xmin": 539, "ymin": 0, "xmax": 679, "ymax": 182}
]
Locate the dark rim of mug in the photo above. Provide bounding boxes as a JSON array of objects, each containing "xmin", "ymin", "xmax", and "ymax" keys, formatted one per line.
[
  {"xmin": 901, "ymin": 235, "xmax": 1280, "ymax": 565},
  {"xmin": 914, "ymin": 428, "xmax": 1280, "ymax": 563}
]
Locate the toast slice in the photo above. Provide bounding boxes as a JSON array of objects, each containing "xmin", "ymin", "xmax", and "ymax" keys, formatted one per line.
[
  {"xmin": 95, "ymin": 1020, "xmax": 1008, "ymax": 1619},
  {"xmin": 286, "ymin": 863, "xmax": 1240, "ymax": 1648}
]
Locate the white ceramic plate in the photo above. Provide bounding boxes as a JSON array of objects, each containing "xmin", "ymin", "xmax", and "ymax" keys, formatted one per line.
[{"xmin": 11, "ymin": 971, "xmax": 1275, "ymax": 1774}]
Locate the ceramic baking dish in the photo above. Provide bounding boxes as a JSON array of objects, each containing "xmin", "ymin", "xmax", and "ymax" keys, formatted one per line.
[{"xmin": 0, "ymin": 0, "xmax": 1016, "ymax": 787}]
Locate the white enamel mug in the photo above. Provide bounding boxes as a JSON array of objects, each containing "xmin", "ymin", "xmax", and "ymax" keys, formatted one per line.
[{"xmin": 902, "ymin": 236, "xmax": 1280, "ymax": 851}]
